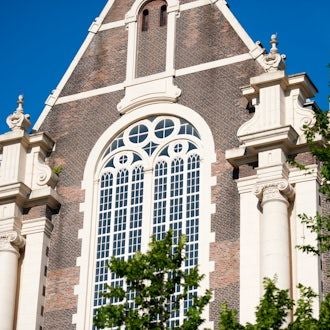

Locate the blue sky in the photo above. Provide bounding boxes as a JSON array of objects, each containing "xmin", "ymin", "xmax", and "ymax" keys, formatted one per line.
[{"xmin": 0, "ymin": 0, "xmax": 329, "ymax": 134}]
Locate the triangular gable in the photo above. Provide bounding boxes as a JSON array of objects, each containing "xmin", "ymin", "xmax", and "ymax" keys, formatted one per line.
[{"xmin": 34, "ymin": 0, "xmax": 266, "ymax": 130}]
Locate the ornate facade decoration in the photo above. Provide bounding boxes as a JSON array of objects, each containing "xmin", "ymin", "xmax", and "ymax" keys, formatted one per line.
[
  {"xmin": 255, "ymin": 179, "xmax": 295, "ymax": 205},
  {"xmin": 6, "ymin": 95, "xmax": 31, "ymax": 131},
  {"xmin": 263, "ymin": 34, "xmax": 286, "ymax": 72},
  {"xmin": 0, "ymin": 231, "xmax": 25, "ymax": 253}
]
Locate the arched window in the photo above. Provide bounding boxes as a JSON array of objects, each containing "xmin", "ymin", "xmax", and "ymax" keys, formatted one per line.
[
  {"xmin": 160, "ymin": 4, "xmax": 167, "ymax": 26},
  {"xmin": 142, "ymin": 9, "xmax": 149, "ymax": 31},
  {"xmin": 92, "ymin": 116, "xmax": 203, "ymax": 326}
]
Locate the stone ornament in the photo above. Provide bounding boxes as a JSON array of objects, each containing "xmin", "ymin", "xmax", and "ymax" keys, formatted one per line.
[
  {"xmin": 0, "ymin": 231, "xmax": 25, "ymax": 253},
  {"xmin": 33, "ymin": 153, "xmax": 57, "ymax": 188},
  {"xmin": 6, "ymin": 95, "xmax": 31, "ymax": 131},
  {"xmin": 263, "ymin": 34, "xmax": 286, "ymax": 72},
  {"xmin": 255, "ymin": 179, "xmax": 295, "ymax": 205}
]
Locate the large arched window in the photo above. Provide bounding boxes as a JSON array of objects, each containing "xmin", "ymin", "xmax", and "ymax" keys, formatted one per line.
[{"xmin": 93, "ymin": 116, "xmax": 203, "ymax": 326}]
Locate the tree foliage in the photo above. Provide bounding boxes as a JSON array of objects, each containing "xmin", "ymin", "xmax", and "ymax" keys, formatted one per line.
[
  {"xmin": 304, "ymin": 111, "xmax": 330, "ymax": 198},
  {"xmin": 295, "ymin": 110, "xmax": 330, "ymax": 255},
  {"xmin": 219, "ymin": 279, "xmax": 330, "ymax": 330},
  {"xmin": 94, "ymin": 231, "xmax": 211, "ymax": 329}
]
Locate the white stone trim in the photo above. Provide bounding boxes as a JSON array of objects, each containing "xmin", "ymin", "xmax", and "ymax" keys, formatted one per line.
[
  {"xmin": 56, "ymin": 83, "xmax": 124, "ymax": 105},
  {"xmin": 289, "ymin": 165, "xmax": 321, "ymax": 316},
  {"xmin": 75, "ymin": 104, "xmax": 216, "ymax": 329},
  {"xmin": 176, "ymin": 53, "xmax": 252, "ymax": 77},
  {"xmin": 99, "ymin": 19, "xmax": 125, "ymax": 31},
  {"xmin": 180, "ymin": 0, "xmax": 212, "ymax": 11},
  {"xmin": 126, "ymin": 0, "xmax": 179, "ymax": 19},
  {"xmin": 236, "ymin": 175, "xmax": 261, "ymax": 324},
  {"xmin": 17, "ymin": 217, "xmax": 52, "ymax": 330},
  {"xmin": 53, "ymin": 54, "xmax": 252, "ymax": 106}
]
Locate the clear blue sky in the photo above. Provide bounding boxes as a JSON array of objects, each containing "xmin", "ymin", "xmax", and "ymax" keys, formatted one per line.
[{"xmin": 0, "ymin": 0, "xmax": 329, "ymax": 134}]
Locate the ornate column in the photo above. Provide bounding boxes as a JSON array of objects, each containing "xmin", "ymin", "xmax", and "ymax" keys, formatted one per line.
[
  {"xmin": 255, "ymin": 180, "xmax": 294, "ymax": 290},
  {"xmin": 225, "ymin": 35, "xmax": 320, "ymax": 323},
  {"xmin": 0, "ymin": 231, "xmax": 25, "ymax": 330}
]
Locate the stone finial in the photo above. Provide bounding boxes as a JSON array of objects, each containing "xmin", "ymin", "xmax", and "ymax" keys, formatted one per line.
[
  {"xmin": 270, "ymin": 34, "xmax": 278, "ymax": 54},
  {"xmin": 263, "ymin": 34, "xmax": 286, "ymax": 72},
  {"xmin": 6, "ymin": 95, "xmax": 31, "ymax": 131}
]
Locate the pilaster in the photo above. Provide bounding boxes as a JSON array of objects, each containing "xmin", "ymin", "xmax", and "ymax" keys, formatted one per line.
[{"xmin": 16, "ymin": 217, "xmax": 53, "ymax": 330}]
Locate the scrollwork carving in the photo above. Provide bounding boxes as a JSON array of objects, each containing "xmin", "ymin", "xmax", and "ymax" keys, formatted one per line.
[
  {"xmin": 255, "ymin": 179, "xmax": 295, "ymax": 205},
  {"xmin": 32, "ymin": 153, "xmax": 57, "ymax": 188},
  {"xmin": 0, "ymin": 231, "xmax": 25, "ymax": 253}
]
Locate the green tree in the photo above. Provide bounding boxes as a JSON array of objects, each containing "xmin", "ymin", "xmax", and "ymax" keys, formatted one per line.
[
  {"xmin": 94, "ymin": 231, "xmax": 211, "ymax": 329},
  {"xmin": 296, "ymin": 110, "xmax": 330, "ymax": 255},
  {"xmin": 219, "ymin": 279, "xmax": 330, "ymax": 329}
]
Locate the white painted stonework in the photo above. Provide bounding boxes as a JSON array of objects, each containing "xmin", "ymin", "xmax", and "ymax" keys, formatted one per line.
[
  {"xmin": 226, "ymin": 37, "xmax": 321, "ymax": 324},
  {"xmin": 0, "ymin": 97, "xmax": 60, "ymax": 330}
]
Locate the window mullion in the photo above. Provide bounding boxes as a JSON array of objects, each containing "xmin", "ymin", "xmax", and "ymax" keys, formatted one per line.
[
  {"xmin": 103, "ymin": 170, "xmax": 117, "ymax": 306},
  {"xmin": 125, "ymin": 166, "xmax": 133, "ymax": 259},
  {"xmin": 180, "ymin": 156, "xmax": 189, "ymax": 325},
  {"xmin": 141, "ymin": 168, "xmax": 153, "ymax": 253},
  {"xmin": 165, "ymin": 159, "xmax": 172, "ymax": 234}
]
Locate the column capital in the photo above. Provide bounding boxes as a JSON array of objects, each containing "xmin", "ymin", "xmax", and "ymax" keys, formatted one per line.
[
  {"xmin": 255, "ymin": 179, "xmax": 295, "ymax": 205},
  {"xmin": 0, "ymin": 231, "xmax": 25, "ymax": 254}
]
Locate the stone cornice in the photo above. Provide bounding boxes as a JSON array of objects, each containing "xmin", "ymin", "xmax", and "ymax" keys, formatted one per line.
[
  {"xmin": 0, "ymin": 183, "xmax": 60, "ymax": 211},
  {"xmin": 0, "ymin": 182, "xmax": 31, "ymax": 206},
  {"xmin": 22, "ymin": 217, "xmax": 54, "ymax": 237},
  {"xmin": 28, "ymin": 132, "xmax": 55, "ymax": 153},
  {"xmin": 25, "ymin": 187, "xmax": 61, "ymax": 210},
  {"xmin": 226, "ymin": 126, "xmax": 302, "ymax": 167},
  {"xmin": 0, "ymin": 131, "xmax": 55, "ymax": 154},
  {"xmin": 0, "ymin": 130, "xmax": 30, "ymax": 148}
]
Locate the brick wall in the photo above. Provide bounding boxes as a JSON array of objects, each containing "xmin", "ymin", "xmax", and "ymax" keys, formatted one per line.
[
  {"xmin": 40, "ymin": 92, "xmax": 124, "ymax": 328},
  {"xmin": 60, "ymin": 27, "xmax": 128, "ymax": 97},
  {"xmin": 103, "ymin": 0, "xmax": 135, "ymax": 23},
  {"xmin": 176, "ymin": 5, "xmax": 249, "ymax": 69}
]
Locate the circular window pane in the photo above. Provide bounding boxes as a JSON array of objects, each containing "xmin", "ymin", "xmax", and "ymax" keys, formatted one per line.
[
  {"xmin": 174, "ymin": 144, "xmax": 183, "ymax": 153},
  {"xmin": 155, "ymin": 119, "xmax": 175, "ymax": 138},
  {"xmin": 129, "ymin": 124, "xmax": 148, "ymax": 143},
  {"xmin": 119, "ymin": 155, "xmax": 128, "ymax": 164}
]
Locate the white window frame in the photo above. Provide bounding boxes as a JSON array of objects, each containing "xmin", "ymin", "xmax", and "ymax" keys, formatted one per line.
[{"xmin": 74, "ymin": 103, "xmax": 216, "ymax": 329}]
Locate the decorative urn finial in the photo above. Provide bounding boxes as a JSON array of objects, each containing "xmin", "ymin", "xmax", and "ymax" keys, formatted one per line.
[
  {"xmin": 263, "ymin": 34, "xmax": 286, "ymax": 72},
  {"xmin": 6, "ymin": 95, "xmax": 31, "ymax": 131}
]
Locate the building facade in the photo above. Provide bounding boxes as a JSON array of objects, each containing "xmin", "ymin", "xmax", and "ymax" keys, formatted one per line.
[{"xmin": 0, "ymin": 0, "xmax": 327, "ymax": 329}]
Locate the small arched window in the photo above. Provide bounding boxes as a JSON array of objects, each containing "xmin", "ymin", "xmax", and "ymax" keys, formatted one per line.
[
  {"xmin": 160, "ymin": 5, "xmax": 167, "ymax": 26},
  {"xmin": 142, "ymin": 9, "xmax": 149, "ymax": 31}
]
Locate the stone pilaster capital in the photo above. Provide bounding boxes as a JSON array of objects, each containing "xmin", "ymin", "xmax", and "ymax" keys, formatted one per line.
[
  {"xmin": 0, "ymin": 231, "xmax": 25, "ymax": 254},
  {"xmin": 254, "ymin": 179, "xmax": 295, "ymax": 205}
]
